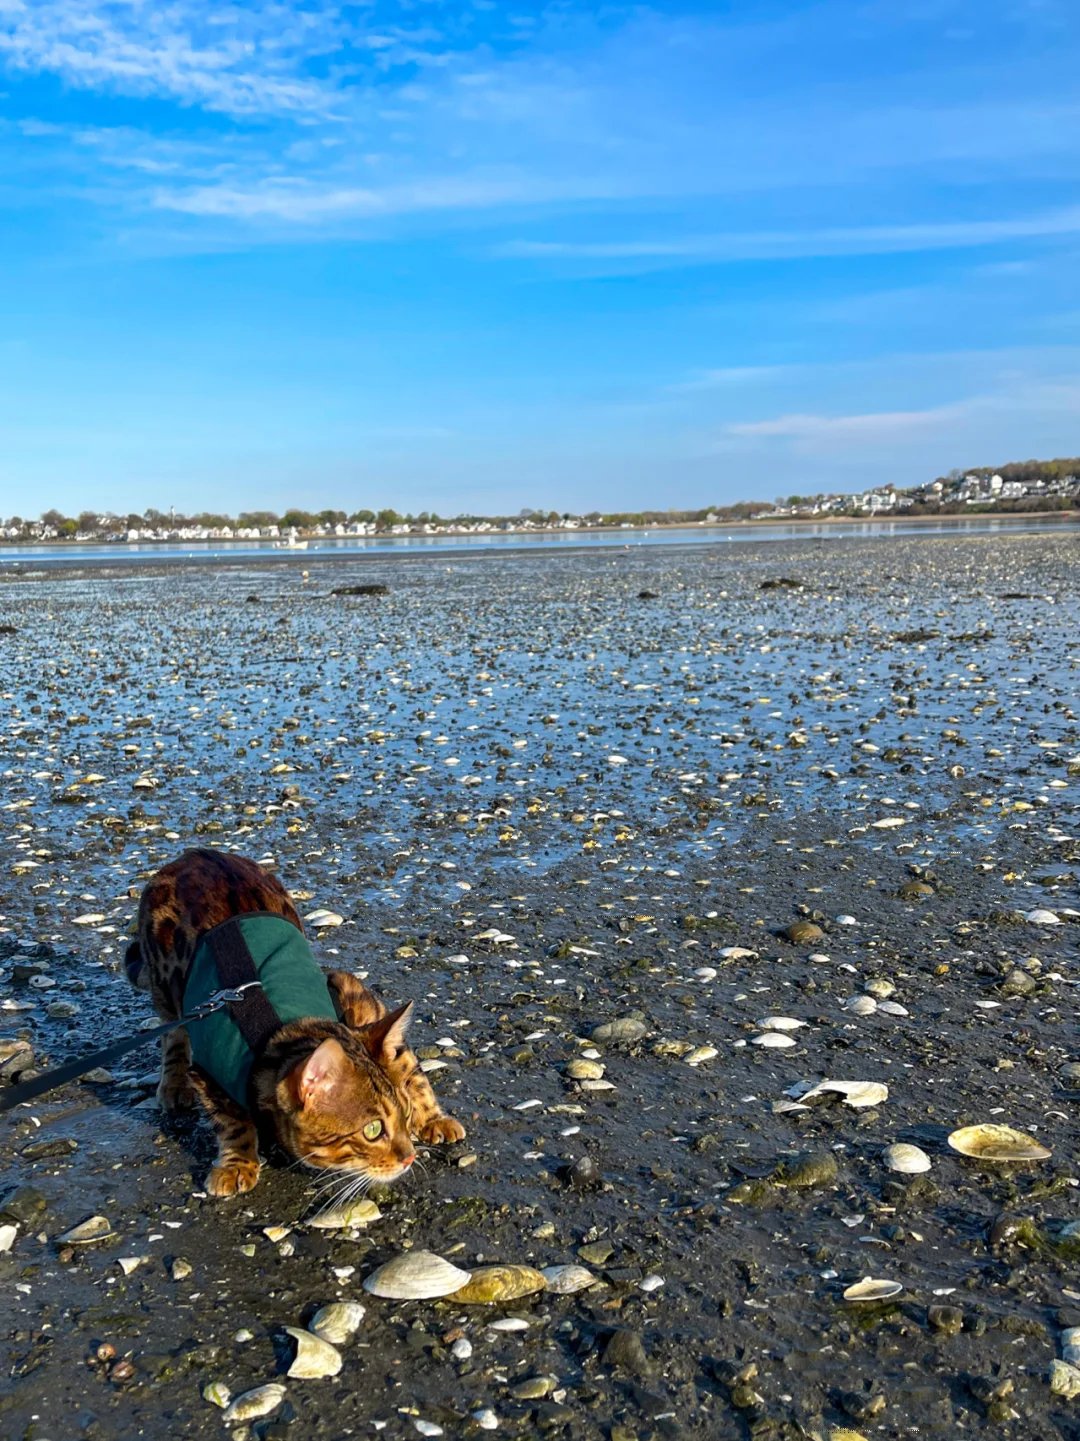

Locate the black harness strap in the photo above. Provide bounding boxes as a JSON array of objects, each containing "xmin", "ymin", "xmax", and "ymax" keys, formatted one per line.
[{"xmin": 204, "ymin": 918, "xmax": 284, "ymax": 1055}]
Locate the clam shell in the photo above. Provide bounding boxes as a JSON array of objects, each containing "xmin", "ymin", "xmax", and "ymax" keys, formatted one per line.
[
  {"xmin": 283, "ymin": 1326, "xmax": 343, "ymax": 1379},
  {"xmin": 685, "ymin": 1044, "xmax": 719, "ymax": 1065},
  {"xmin": 799, "ymin": 1079, "xmax": 888, "ymax": 1108},
  {"xmin": 448, "ymin": 1264, "xmax": 547, "ymax": 1304},
  {"xmin": 947, "ymin": 1123, "xmax": 1051, "ymax": 1162},
  {"xmin": 362, "ymin": 1249, "xmax": 471, "ymax": 1300},
  {"xmin": 565, "ymin": 1058, "xmax": 605, "ymax": 1081},
  {"xmin": 757, "ymin": 1016, "xmax": 806, "ymax": 1031},
  {"xmin": 540, "ymin": 1264, "xmax": 598, "ymax": 1294},
  {"xmin": 308, "ymin": 1198, "xmax": 381, "ymax": 1230},
  {"xmin": 309, "ymin": 1300, "xmax": 365, "ymax": 1345},
  {"xmin": 751, "ymin": 1032, "xmax": 796, "ymax": 1048},
  {"xmin": 844, "ymin": 995, "xmax": 877, "ymax": 1017},
  {"xmin": 222, "ymin": 1383, "xmax": 287, "ymax": 1423},
  {"xmin": 57, "ymin": 1214, "xmax": 114, "ymax": 1245},
  {"xmin": 882, "ymin": 1143, "xmax": 931, "ymax": 1175},
  {"xmin": 842, "ymin": 1277, "xmax": 903, "ymax": 1302}
]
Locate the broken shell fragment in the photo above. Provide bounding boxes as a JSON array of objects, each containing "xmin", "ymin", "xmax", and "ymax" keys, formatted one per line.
[
  {"xmin": 57, "ymin": 1215, "xmax": 114, "ymax": 1245},
  {"xmin": 222, "ymin": 1384, "xmax": 287, "ymax": 1423},
  {"xmin": 308, "ymin": 1199, "xmax": 381, "ymax": 1230},
  {"xmin": 843, "ymin": 1277, "xmax": 903, "ymax": 1302},
  {"xmin": 947, "ymin": 1123, "xmax": 1051, "ymax": 1162},
  {"xmin": 796, "ymin": 1079, "xmax": 888, "ymax": 1108},
  {"xmin": 283, "ymin": 1326, "xmax": 343, "ymax": 1379},
  {"xmin": 309, "ymin": 1300, "xmax": 365, "ymax": 1345},
  {"xmin": 362, "ymin": 1250, "xmax": 472, "ymax": 1300},
  {"xmin": 448, "ymin": 1264, "xmax": 547, "ymax": 1304},
  {"xmin": 882, "ymin": 1143, "xmax": 931, "ymax": 1175},
  {"xmin": 540, "ymin": 1264, "xmax": 598, "ymax": 1294}
]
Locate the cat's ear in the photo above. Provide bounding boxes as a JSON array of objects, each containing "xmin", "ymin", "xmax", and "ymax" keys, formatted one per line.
[
  {"xmin": 292, "ymin": 1038, "xmax": 351, "ymax": 1108},
  {"xmin": 358, "ymin": 1001, "xmax": 413, "ymax": 1061}
]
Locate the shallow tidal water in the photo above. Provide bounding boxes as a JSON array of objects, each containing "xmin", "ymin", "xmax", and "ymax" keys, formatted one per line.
[{"xmin": 0, "ymin": 533, "xmax": 1078, "ymax": 1440}]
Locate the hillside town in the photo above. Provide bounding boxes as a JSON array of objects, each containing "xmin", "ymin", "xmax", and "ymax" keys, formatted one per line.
[{"xmin": 3, "ymin": 458, "xmax": 1077, "ymax": 543}]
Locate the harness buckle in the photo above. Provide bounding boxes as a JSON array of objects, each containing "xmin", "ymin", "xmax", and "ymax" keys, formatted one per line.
[{"xmin": 189, "ymin": 980, "xmax": 264, "ymax": 1018}]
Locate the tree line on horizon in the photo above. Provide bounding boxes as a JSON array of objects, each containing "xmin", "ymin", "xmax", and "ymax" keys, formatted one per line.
[{"xmin": 5, "ymin": 456, "xmax": 1079, "ymax": 537}]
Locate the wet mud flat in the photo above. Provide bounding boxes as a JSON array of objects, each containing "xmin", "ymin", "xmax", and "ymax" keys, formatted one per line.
[{"xmin": 0, "ymin": 532, "xmax": 1078, "ymax": 1441}]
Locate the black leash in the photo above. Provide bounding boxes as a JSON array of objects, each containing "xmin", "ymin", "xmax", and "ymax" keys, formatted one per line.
[{"xmin": 0, "ymin": 982, "xmax": 264, "ymax": 1114}]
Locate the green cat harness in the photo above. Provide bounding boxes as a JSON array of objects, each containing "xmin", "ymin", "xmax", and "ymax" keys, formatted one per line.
[{"xmin": 184, "ymin": 912, "xmax": 340, "ymax": 1105}]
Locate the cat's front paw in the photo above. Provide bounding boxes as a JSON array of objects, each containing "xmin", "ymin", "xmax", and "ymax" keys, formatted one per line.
[
  {"xmin": 418, "ymin": 1114, "xmax": 466, "ymax": 1145},
  {"xmin": 206, "ymin": 1159, "xmax": 261, "ymax": 1197},
  {"xmin": 156, "ymin": 1074, "xmax": 198, "ymax": 1113}
]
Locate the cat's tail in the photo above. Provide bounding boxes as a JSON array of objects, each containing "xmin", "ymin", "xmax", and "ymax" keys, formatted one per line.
[{"xmin": 125, "ymin": 941, "xmax": 150, "ymax": 992}]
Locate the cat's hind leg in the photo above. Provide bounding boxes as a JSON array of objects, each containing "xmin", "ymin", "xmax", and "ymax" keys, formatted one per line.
[
  {"xmin": 189, "ymin": 1070, "xmax": 262, "ymax": 1196},
  {"xmin": 156, "ymin": 1026, "xmax": 198, "ymax": 1112}
]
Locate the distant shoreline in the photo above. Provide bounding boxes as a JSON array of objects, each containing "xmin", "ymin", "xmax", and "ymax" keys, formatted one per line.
[{"xmin": 2, "ymin": 507, "xmax": 1076, "ymax": 549}]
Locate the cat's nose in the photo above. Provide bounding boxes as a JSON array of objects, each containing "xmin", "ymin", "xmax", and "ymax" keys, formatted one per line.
[{"xmin": 399, "ymin": 1151, "xmax": 415, "ymax": 1169}]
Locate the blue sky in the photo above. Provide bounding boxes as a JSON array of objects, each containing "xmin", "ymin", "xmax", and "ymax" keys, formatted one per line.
[{"xmin": 0, "ymin": 0, "xmax": 1078, "ymax": 517}]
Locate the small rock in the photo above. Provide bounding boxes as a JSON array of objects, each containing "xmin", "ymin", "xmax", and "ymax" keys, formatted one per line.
[
  {"xmin": 1049, "ymin": 1360, "xmax": 1080, "ymax": 1399},
  {"xmin": 602, "ymin": 1328, "xmax": 650, "ymax": 1376}
]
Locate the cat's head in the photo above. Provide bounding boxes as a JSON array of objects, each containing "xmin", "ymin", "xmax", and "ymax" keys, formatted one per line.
[{"xmin": 263, "ymin": 1005, "xmax": 417, "ymax": 1182}]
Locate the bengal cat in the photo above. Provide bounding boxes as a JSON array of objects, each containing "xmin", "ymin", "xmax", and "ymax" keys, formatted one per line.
[{"xmin": 126, "ymin": 848, "xmax": 465, "ymax": 1197}]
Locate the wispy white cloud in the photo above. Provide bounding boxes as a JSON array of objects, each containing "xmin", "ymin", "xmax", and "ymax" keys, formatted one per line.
[
  {"xmin": 152, "ymin": 170, "xmax": 633, "ymax": 222},
  {"xmin": 719, "ymin": 375, "xmax": 1080, "ymax": 452},
  {"xmin": 727, "ymin": 402, "xmax": 972, "ymax": 441},
  {"xmin": 500, "ymin": 208, "xmax": 1080, "ymax": 265}
]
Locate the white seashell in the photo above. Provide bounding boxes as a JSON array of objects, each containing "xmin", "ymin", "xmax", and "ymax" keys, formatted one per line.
[
  {"xmin": 799, "ymin": 1079, "xmax": 888, "ymax": 1108},
  {"xmin": 864, "ymin": 978, "xmax": 896, "ymax": 999},
  {"xmin": 580, "ymin": 1078, "xmax": 617, "ymax": 1091},
  {"xmin": 694, "ymin": 967, "xmax": 718, "ymax": 981},
  {"xmin": 309, "ymin": 1300, "xmax": 365, "ymax": 1345},
  {"xmin": 284, "ymin": 1326, "xmax": 342, "ymax": 1379},
  {"xmin": 222, "ymin": 1383, "xmax": 287, "ymax": 1423},
  {"xmin": 565, "ymin": 1058, "xmax": 605, "ymax": 1081},
  {"xmin": 834, "ymin": 914, "xmax": 858, "ymax": 926},
  {"xmin": 541, "ymin": 1264, "xmax": 597, "ymax": 1294},
  {"xmin": 1024, "ymin": 908, "xmax": 1061, "ymax": 925},
  {"xmin": 419, "ymin": 1057, "xmax": 448, "ymax": 1073},
  {"xmin": 306, "ymin": 909, "xmax": 344, "ymax": 931},
  {"xmin": 719, "ymin": 946, "xmax": 757, "ymax": 960},
  {"xmin": 808, "ymin": 953, "xmax": 832, "ymax": 964},
  {"xmin": 473, "ymin": 1408, "xmax": 499, "ymax": 1431},
  {"xmin": 843, "ymin": 1277, "xmax": 903, "ymax": 1302},
  {"xmin": 362, "ymin": 1250, "xmax": 472, "ymax": 1300},
  {"xmin": 685, "ymin": 1044, "xmax": 719, "ymax": 1065},
  {"xmin": 844, "ymin": 996, "xmax": 877, "ymax": 1016},
  {"xmin": 0, "ymin": 1224, "xmax": 16, "ymax": 1254},
  {"xmin": 202, "ymin": 1380, "xmax": 231, "ymax": 1408},
  {"xmin": 58, "ymin": 1215, "xmax": 114, "ymax": 1245},
  {"xmin": 487, "ymin": 1316, "xmax": 530, "ymax": 1331},
  {"xmin": 475, "ymin": 928, "xmax": 515, "ymax": 944},
  {"xmin": 757, "ymin": 1016, "xmax": 807, "ymax": 1031},
  {"xmin": 116, "ymin": 1256, "xmax": 147, "ymax": 1276},
  {"xmin": 871, "ymin": 816, "xmax": 906, "ymax": 828},
  {"xmin": 413, "ymin": 1422, "xmax": 443, "ymax": 1438},
  {"xmin": 639, "ymin": 1273, "xmax": 665, "ymax": 1293},
  {"xmin": 882, "ymin": 1143, "xmax": 931, "ymax": 1174},
  {"xmin": 877, "ymin": 1001, "xmax": 909, "ymax": 1017},
  {"xmin": 947, "ymin": 1123, "xmax": 1051, "ymax": 1162},
  {"xmin": 751, "ymin": 1032, "xmax": 796, "ymax": 1048},
  {"xmin": 72, "ymin": 913, "xmax": 106, "ymax": 925},
  {"xmin": 450, "ymin": 1337, "xmax": 473, "ymax": 1361},
  {"xmin": 308, "ymin": 1199, "xmax": 381, "ymax": 1230}
]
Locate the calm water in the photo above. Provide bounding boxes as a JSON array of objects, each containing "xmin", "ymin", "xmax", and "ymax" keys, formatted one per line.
[{"xmin": 0, "ymin": 514, "xmax": 1074, "ymax": 567}]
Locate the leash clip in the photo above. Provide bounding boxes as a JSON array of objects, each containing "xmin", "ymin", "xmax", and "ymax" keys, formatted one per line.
[{"xmin": 193, "ymin": 980, "xmax": 264, "ymax": 1016}]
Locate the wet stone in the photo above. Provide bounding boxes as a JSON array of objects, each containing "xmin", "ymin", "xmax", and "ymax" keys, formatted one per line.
[
  {"xmin": 601, "ymin": 1329, "xmax": 650, "ymax": 1376},
  {"xmin": 927, "ymin": 1305, "xmax": 964, "ymax": 1337}
]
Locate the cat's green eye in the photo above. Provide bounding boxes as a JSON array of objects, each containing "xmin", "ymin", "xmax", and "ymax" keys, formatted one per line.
[{"xmin": 362, "ymin": 1120, "xmax": 384, "ymax": 1141}]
